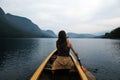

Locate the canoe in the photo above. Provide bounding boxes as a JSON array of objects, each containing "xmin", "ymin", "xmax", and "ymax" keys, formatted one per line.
[{"xmin": 30, "ymin": 49, "xmax": 95, "ymax": 80}]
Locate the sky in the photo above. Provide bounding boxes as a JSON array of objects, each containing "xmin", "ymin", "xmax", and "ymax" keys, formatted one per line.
[{"xmin": 0, "ymin": 0, "xmax": 120, "ymax": 34}]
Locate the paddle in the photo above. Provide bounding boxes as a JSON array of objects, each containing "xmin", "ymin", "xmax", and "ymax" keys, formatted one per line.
[
  {"xmin": 78, "ymin": 59, "xmax": 87, "ymax": 72},
  {"xmin": 78, "ymin": 59, "xmax": 82, "ymax": 66},
  {"xmin": 78, "ymin": 59, "xmax": 96, "ymax": 80}
]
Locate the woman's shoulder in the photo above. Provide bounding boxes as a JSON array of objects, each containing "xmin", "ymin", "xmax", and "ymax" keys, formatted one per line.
[{"xmin": 67, "ymin": 40, "xmax": 72, "ymax": 47}]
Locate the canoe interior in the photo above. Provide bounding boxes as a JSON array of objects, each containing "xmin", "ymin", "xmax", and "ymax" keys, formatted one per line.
[{"xmin": 38, "ymin": 51, "xmax": 81, "ymax": 80}]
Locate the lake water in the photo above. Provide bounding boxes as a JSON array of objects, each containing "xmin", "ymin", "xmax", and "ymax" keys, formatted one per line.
[{"xmin": 0, "ymin": 38, "xmax": 120, "ymax": 80}]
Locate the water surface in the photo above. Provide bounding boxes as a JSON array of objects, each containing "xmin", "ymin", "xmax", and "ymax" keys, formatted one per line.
[{"xmin": 0, "ymin": 38, "xmax": 120, "ymax": 80}]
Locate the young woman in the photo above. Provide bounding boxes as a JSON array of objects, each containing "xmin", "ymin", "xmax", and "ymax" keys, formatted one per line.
[{"xmin": 52, "ymin": 30, "xmax": 80, "ymax": 70}]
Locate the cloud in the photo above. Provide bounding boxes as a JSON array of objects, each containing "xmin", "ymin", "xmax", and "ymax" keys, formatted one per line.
[
  {"xmin": 96, "ymin": 17, "xmax": 120, "ymax": 27},
  {"xmin": 0, "ymin": 0, "xmax": 120, "ymax": 34}
]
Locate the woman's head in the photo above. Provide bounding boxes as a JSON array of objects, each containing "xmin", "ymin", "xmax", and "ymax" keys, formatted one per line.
[
  {"xmin": 57, "ymin": 30, "xmax": 67, "ymax": 52},
  {"xmin": 58, "ymin": 30, "xmax": 67, "ymax": 39}
]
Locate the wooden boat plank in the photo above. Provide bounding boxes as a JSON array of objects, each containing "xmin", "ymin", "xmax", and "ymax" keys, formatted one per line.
[
  {"xmin": 39, "ymin": 53, "xmax": 81, "ymax": 80},
  {"xmin": 30, "ymin": 49, "xmax": 96, "ymax": 80},
  {"xmin": 70, "ymin": 53, "xmax": 88, "ymax": 80},
  {"xmin": 30, "ymin": 49, "xmax": 57, "ymax": 80}
]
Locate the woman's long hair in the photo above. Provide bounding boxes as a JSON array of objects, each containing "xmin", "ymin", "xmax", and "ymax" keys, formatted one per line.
[{"xmin": 56, "ymin": 30, "xmax": 67, "ymax": 52}]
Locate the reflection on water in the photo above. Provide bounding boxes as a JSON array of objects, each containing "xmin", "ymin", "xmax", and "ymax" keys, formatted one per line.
[
  {"xmin": 0, "ymin": 38, "xmax": 56, "ymax": 80},
  {"xmin": 70, "ymin": 39, "xmax": 120, "ymax": 80},
  {"xmin": 0, "ymin": 38, "xmax": 120, "ymax": 80}
]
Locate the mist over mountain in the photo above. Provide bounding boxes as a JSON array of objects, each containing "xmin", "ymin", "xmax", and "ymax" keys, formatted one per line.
[
  {"xmin": 0, "ymin": 7, "xmax": 95, "ymax": 38},
  {"xmin": 1, "ymin": 7, "xmax": 119, "ymax": 39},
  {"xmin": 67, "ymin": 32, "xmax": 96, "ymax": 38},
  {"xmin": 93, "ymin": 31, "xmax": 110, "ymax": 36},
  {"xmin": 0, "ymin": 7, "xmax": 56, "ymax": 38}
]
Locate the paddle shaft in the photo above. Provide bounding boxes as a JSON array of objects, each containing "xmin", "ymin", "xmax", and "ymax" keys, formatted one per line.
[{"xmin": 78, "ymin": 59, "xmax": 82, "ymax": 66}]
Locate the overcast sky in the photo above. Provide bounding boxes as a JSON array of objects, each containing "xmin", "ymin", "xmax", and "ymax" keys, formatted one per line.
[{"xmin": 0, "ymin": 0, "xmax": 120, "ymax": 34}]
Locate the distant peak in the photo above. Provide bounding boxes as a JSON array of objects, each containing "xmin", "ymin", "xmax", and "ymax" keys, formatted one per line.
[{"xmin": 0, "ymin": 7, "xmax": 5, "ymax": 15}]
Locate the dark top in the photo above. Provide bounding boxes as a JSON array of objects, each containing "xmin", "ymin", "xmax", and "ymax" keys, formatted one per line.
[{"xmin": 57, "ymin": 47, "xmax": 70, "ymax": 56}]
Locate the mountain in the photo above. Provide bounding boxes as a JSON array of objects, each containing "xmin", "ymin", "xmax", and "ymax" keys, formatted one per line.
[
  {"xmin": 104, "ymin": 27, "xmax": 120, "ymax": 39},
  {"xmin": 0, "ymin": 7, "xmax": 56, "ymax": 38},
  {"xmin": 67, "ymin": 32, "xmax": 96, "ymax": 38},
  {"xmin": 0, "ymin": 7, "xmax": 5, "ymax": 16},
  {"xmin": 42, "ymin": 30, "xmax": 57, "ymax": 38},
  {"xmin": 0, "ymin": 8, "xmax": 20, "ymax": 37},
  {"xmin": 93, "ymin": 31, "xmax": 110, "ymax": 36}
]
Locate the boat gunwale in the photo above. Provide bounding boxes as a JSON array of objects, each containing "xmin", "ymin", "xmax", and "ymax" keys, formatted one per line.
[
  {"xmin": 70, "ymin": 53, "xmax": 88, "ymax": 80},
  {"xmin": 30, "ymin": 49, "xmax": 88, "ymax": 80},
  {"xmin": 30, "ymin": 49, "xmax": 57, "ymax": 80}
]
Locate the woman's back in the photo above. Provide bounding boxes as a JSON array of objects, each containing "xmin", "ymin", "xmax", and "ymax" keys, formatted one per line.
[{"xmin": 57, "ymin": 46, "xmax": 70, "ymax": 56}]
